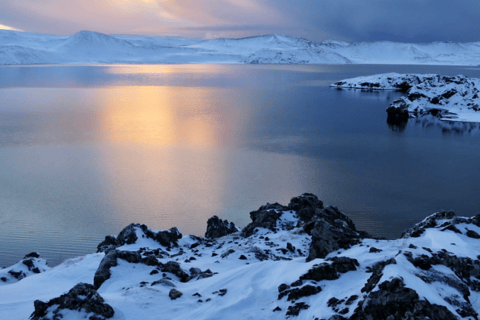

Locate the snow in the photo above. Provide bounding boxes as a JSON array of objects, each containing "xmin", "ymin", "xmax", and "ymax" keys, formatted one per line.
[
  {"xmin": 331, "ymin": 73, "xmax": 480, "ymax": 123},
  {"xmin": 1, "ymin": 30, "xmax": 480, "ymax": 65},
  {"xmin": 2, "ymin": 208, "xmax": 480, "ymax": 319}
]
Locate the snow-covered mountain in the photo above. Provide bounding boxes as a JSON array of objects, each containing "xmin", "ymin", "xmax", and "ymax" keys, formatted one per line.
[{"xmin": 1, "ymin": 30, "xmax": 480, "ymax": 65}]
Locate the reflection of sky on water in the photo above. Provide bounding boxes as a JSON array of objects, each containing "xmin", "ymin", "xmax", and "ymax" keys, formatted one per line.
[{"xmin": 1, "ymin": 64, "xmax": 480, "ymax": 266}]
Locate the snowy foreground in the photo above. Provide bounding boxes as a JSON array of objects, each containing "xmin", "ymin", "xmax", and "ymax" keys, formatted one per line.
[
  {"xmin": 2, "ymin": 194, "xmax": 480, "ymax": 320},
  {"xmin": 1, "ymin": 30, "xmax": 480, "ymax": 65},
  {"xmin": 331, "ymin": 73, "xmax": 480, "ymax": 124}
]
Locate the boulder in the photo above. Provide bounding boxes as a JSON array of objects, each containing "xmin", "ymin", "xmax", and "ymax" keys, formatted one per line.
[
  {"xmin": 205, "ymin": 215, "xmax": 239, "ymax": 239},
  {"xmin": 351, "ymin": 278, "xmax": 457, "ymax": 320},
  {"xmin": 30, "ymin": 283, "xmax": 114, "ymax": 320}
]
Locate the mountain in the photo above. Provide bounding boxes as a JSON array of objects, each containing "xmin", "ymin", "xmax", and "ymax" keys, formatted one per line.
[{"xmin": 0, "ymin": 30, "xmax": 479, "ymax": 65}]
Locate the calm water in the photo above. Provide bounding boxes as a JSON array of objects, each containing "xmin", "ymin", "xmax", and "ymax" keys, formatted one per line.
[{"xmin": 1, "ymin": 64, "xmax": 480, "ymax": 267}]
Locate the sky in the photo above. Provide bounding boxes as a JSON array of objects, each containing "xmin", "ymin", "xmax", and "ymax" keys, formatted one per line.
[{"xmin": 0, "ymin": 0, "xmax": 478, "ymax": 43}]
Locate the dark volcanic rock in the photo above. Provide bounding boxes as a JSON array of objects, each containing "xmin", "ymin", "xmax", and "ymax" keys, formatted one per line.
[
  {"xmin": 286, "ymin": 302, "xmax": 309, "ymax": 317},
  {"xmin": 387, "ymin": 98, "xmax": 410, "ymax": 123},
  {"xmin": 306, "ymin": 206, "xmax": 371, "ymax": 261},
  {"xmin": 288, "ymin": 193, "xmax": 324, "ymax": 222},
  {"xmin": 351, "ymin": 278, "xmax": 457, "ymax": 320},
  {"xmin": 169, "ymin": 288, "xmax": 183, "ymax": 300},
  {"xmin": 97, "ymin": 224, "xmax": 183, "ymax": 253},
  {"xmin": 116, "ymin": 223, "xmax": 139, "ymax": 245},
  {"xmin": 241, "ymin": 201, "xmax": 287, "ymax": 237},
  {"xmin": 361, "ymin": 258, "xmax": 396, "ymax": 293},
  {"xmin": 205, "ymin": 215, "xmax": 239, "ymax": 239},
  {"xmin": 155, "ymin": 227, "xmax": 182, "ymax": 247},
  {"xmin": 94, "ymin": 250, "xmax": 119, "ymax": 289},
  {"xmin": 30, "ymin": 283, "xmax": 114, "ymax": 320},
  {"xmin": 401, "ymin": 211, "xmax": 457, "ymax": 238}
]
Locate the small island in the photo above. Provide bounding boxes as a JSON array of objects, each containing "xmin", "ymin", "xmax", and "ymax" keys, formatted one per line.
[
  {"xmin": 331, "ymin": 73, "xmax": 480, "ymax": 124},
  {"xmin": 1, "ymin": 194, "xmax": 480, "ymax": 319}
]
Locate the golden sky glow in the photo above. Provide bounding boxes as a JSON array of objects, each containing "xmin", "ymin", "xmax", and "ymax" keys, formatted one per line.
[
  {"xmin": 0, "ymin": 24, "xmax": 21, "ymax": 31},
  {"xmin": 0, "ymin": 0, "xmax": 294, "ymax": 39}
]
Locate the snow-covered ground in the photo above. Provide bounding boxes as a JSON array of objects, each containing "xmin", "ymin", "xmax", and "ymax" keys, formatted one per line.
[
  {"xmin": 2, "ymin": 194, "xmax": 480, "ymax": 320},
  {"xmin": 1, "ymin": 30, "xmax": 480, "ymax": 65},
  {"xmin": 331, "ymin": 73, "xmax": 480, "ymax": 123}
]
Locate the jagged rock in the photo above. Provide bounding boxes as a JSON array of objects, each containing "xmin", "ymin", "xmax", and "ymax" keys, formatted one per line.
[
  {"xmin": 402, "ymin": 211, "xmax": 457, "ymax": 238},
  {"xmin": 116, "ymin": 223, "xmax": 139, "ymax": 245},
  {"xmin": 287, "ymin": 193, "xmax": 324, "ymax": 222},
  {"xmin": 299, "ymin": 257, "xmax": 358, "ymax": 282},
  {"xmin": 24, "ymin": 252, "xmax": 40, "ymax": 259},
  {"xmin": 387, "ymin": 98, "xmax": 410, "ymax": 123},
  {"xmin": 241, "ymin": 206, "xmax": 283, "ymax": 237},
  {"xmin": 161, "ymin": 261, "xmax": 190, "ymax": 282},
  {"xmin": 286, "ymin": 302, "xmax": 309, "ymax": 317},
  {"xmin": 96, "ymin": 224, "xmax": 183, "ymax": 253},
  {"xmin": 169, "ymin": 288, "xmax": 183, "ymax": 300},
  {"xmin": 361, "ymin": 258, "xmax": 396, "ymax": 293},
  {"xmin": 351, "ymin": 278, "xmax": 457, "ymax": 320},
  {"xmin": 96, "ymin": 235, "xmax": 117, "ymax": 253},
  {"xmin": 306, "ymin": 207, "xmax": 371, "ymax": 261},
  {"xmin": 278, "ymin": 285, "xmax": 321, "ymax": 301},
  {"xmin": 205, "ymin": 215, "xmax": 239, "ymax": 239},
  {"xmin": 155, "ymin": 227, "xmax": 182, "ymax": 247},
  {"xmin": 30, "ymin": 283, "xmax": 114, "ymax": 320},
  {"xmin": 94, "ymin": 250, "xmax": 119, "ymax": 289}
]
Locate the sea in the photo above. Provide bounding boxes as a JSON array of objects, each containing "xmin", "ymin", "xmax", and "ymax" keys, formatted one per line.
[{"xmin": 1, "ymin": 63, "xmax": 480, "ymax": 267}]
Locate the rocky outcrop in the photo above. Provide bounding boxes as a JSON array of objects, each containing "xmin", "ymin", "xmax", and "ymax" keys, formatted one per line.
[
  {"xmin": 331, "ymin": 73, "xmax": 480, "ymax": 124},
  {"xmin": 97, "ymin": 224, "xmax": 182, "ymax": 253},
  {"xmin": 30, "ymin": 283, "xmax": 114, "ymax": 320},
  {"xmin": 241, "ymin": 202, "xmax": 287, "ymax": 237},
  {"xmin": 305, "ymin": 206, "xmax": 373, "ymax": 261},
  {"xmin": 205, "ymin": 215, "xmax": 240, "ymax": 239},
  {"xmin": 0, "ymin": 252, "xmax": 49, "ymax": 284},
  {"xmin": 350, "ymin": 278, "xmax": 457, "ymax": 320}
]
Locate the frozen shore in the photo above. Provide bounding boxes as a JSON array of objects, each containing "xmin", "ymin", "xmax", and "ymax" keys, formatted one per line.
[
  {"xmin": 1, "ymin": 193, "xmax": 480, "ymax": 319},
  {"xmin": 331, "ymin": 73, "xmax": 480, "ymax": 124},
  {"xmin": 1, "ymin": 30, "xmax": 480, "ymax": 65}
]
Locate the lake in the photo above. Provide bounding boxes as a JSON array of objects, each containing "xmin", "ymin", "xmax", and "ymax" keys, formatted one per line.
[{"xmin": 1, "ymin": 64, "xmax": 480, "ymax": 267}]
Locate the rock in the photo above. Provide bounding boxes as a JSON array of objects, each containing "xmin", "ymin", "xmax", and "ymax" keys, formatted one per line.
[
  {"xmin": 205, "ymin": 215, "xmax": 239, "ymax": 239},
  {"xmin": 161, "ymin": 261, "xmax": 190, "ymax": 282},
  {"xmin": 96, "ymin": 235, "xmax": 118, "ymax": 253},
  {"xmin": 155, "ymin": 227, "xmax": 182, "ymax": 247},
  {"xmin": 116, "ymin": 223, "xmax": 139, "ymax": 245},
  {"xmin": 152, "ymin": 278, "xmax": 176, "ymax": 287},
  {"xmin": 169, "ymin": 288, "xmax": 183, "ymax": 300},
  {"xmin": 306, "ymin": 208, "xmax": 371, "ymax": 261},
  {"xmin": 287, "ymin": 193, "xmax": 324, "ymax": 222},
  {"xmin": 278, "ymin": 283, "xmax": 290, "ymax": 293},
  {"xmin": 351, "ymin": 278, "xmax": 457, "ymax": 320},
  {"xmin": 23, "ymin": 252, "xmax": 40, "ymax": 259},
  {"xmin": 361, "ymin": 258, "xmax": 396, "ymax": 293},
  {"xmin": 402, "ymin": 211, "xmax": 457, "ymax": 238},
  {"xmin": 286, "ymin": 302, "xmax": 309, "ymax": 317},
  {"xmin": 387, "ymin": 98, "xmax": 410, "ymax": 123},
  {"xmin": 30, "ymin": 283, "xmax": 114, "ymax": 320},
  {"xmin": 278, "ymin": 285, "xmax": 321, "ymax": 301},
  {"xmin": 300, "ymin": 263, "xmax": 338, "ymax": 281},
  {"xmin": 94, "ymin": 250, "xmax": 118, "ymax": 289},
  {"xmin": 241, "ymin": 208, "xmax": 282, "ymax": 237}
]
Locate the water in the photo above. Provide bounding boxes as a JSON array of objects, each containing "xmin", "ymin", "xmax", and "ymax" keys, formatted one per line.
[{"xmin": 1, "ymin": 64, "xmax": 480, "ymax": 267}]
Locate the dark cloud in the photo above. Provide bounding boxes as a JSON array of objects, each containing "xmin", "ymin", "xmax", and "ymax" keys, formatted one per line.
[{"xmin": 271, "ymin": 0, "xmax": 480, "ymax": 43}]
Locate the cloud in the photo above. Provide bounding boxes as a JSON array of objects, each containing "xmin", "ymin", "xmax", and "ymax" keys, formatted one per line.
[
  {"xmin": 0, "ymin": 0, "xmax": 289, "ymax": 38},
  {"xmin": 0, "ymin": 0, "xmax": 479, "ymax": 42}
]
